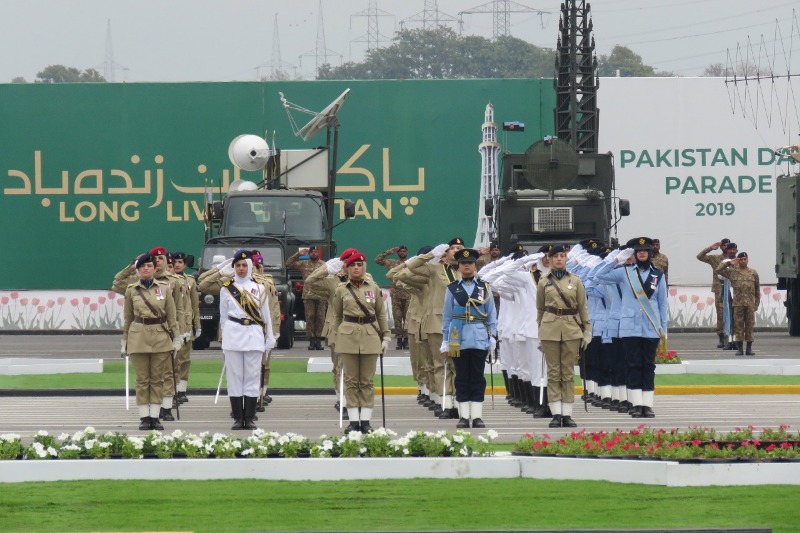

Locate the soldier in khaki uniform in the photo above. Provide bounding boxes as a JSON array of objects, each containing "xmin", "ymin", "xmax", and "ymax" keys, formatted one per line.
[
  {"xmin": 331, "ymin": 251, "xmax": 391, "ymax": 434},
  {"xmin": 406, "ymin": 237, "xmax": 464, "ymax": 419},
  {"xmin": 650, "ymin": 239, "xmax": 669, "ymax": 285},
  {"xmin": 697, "ymin": 238, "xmax": 732, "ymax": 348},
  {"xmin": 286, "ymin": 246, "xmax": 328, "ymax": 350},
  {"xmin": 388, "ymin": 251, "xmax": 432, "ymax": 404},
  {"xmin": 536, "ymin": 244, "xmax": 591, "ymax": 429},
  {"xmin": 122, "ymin": 253, "xmax": 181, "ymax": 431},
  {"xmin": 172, "ymin": 251, "xmax": 200, "ymax": 405},
  {"xmin": 716, "ymin": 252, "xmax": 760, "ymax": 355},
  {"xmin": 375, "ymin": 245, "xmax": 412, "ymax": 350},
  {"xmin": 251, "ymin": 251, "xmax": 281, "ymax": 408}
]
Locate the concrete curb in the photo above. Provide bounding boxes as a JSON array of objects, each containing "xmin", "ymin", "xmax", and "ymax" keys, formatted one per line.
[{"xmin": 2, "ymin": 454, "xmax": 798, "ymax": 486}]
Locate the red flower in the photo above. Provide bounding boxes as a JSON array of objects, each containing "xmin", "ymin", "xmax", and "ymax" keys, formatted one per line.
[
  {"xmin": 31, "ymin": 298, "xmax": 40, "ymax": 306},
  {"xmin": 706, "ymin": 297, "xmax": 714, "ymax": 305},
  {"xmin": 47, "ymin": 300, "xmax": 55, "ymax": 308},
  {"xmin": 89, "ymin": 303, "xmax": 98, "ymax": 311},
  {"xmin": 679, "ymin": 294, "xmax": 687, "ymax": 303},
  {"xmin": 10, "ymin": 291, "xmax": 18, "ymax": 300},
  {"xmin": 20, "ymin": 298, "xmax": 28, "ymax": 305},
  {"xmin": 37, "ymin": 305, "xmax": 45, "ymax": 313},
  {"xmin": 82, "ymin": 297, "xmax": 91, "ymax": 305},
  {"xmin": 107, "ymin": 291, "xmax": 116, "ymax": 299},
  {"xmin": 1, "ymin": 297, "xmax": 7, "ymax": 305},
  {"xmin": 696, "ymin": 303, "xmax": 706, "ymax": 311},
  {"xmin": 668, "ymin": 287, "xmax": 678, "ymax": 296},
  {"xmin": 692, "ymin": 439, "xmax": 701, "ymax": 446},
  {"xmin": 690, "ymin": 295, "xmax": 699, "ymax": 303},
  {"xmin": 98, "ymin": 297, "xmax": 107, "ymax": 304},
  {"xmin": 763, "ymin": 287, "xmax": 772, "ymax": 294},
  {"xmin": 766, "ymin": 444, "xmax": 776, "ymax": 452},
  {"xmin": 781, "ymin": 442, "xmax": 792, "ymax": 449},
  {"xmin": 57, "ymin": 297, "xmax": 66, "ymax": 305},
  {"xmin": 70, "ymin": 298, "xmax": 79, "ymax": 307}
]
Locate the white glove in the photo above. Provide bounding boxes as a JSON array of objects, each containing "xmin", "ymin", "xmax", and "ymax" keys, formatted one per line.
[
  {"xmin": 606, "ymin": 249, "xmax": 621, "ymax": 262},
  {"xmin": 381, "ymin": 337, "xmax": 391, "ymax": 354},
  {"xmin": 265, "ymin": 336, "xmax": 277, "ymax": 352},
  {"xmin": 489, "ymin": 336, "xmax": 497, "ymax": 353},
  {"xmin": 182, "ymin": 332, "xmax": 190, "ymax": 343},
  {"xmin": 172, "ymin": 338, "xmax": 182, "ymax": 352},
  {"xmin": 616, "ymin": 248, "xmax": 635, "ymax": 264},
  {"xmin": 218, "ymin": 258, "xmax": 234, "ymax": 278},
  {"xmin": 325, "ymin": 257, "xmax": 345, "ymax": 275},
  {"xmin": 522, "ymin": 252, "xmax": 544, "ymax": 264},
  {"xmin": 585, "ymin": 255, "xmax": 602, "ymax": 269},
  {"xmin": 194, "ymin": 327, "xmax": 202, "ymax": 338},
  {"xmin": 581, "ymin": 330, "xmax": 592, "ymax": 350},
  {"xmin": 431, "ymin": 243, "xmax": 449, "ymax": 259},
  {"xmin": 567, "ymin": 243, "xmax": 583, "ymax": 258},
  {"xmin": 120, "ymin": 339, "xmax": 127, "ymax": 356},
  {"xmin": 439, "ymin": 340, "xmax": 448, "ymax": 353},
  {"xmin": 721, "ymin": 258, "xmax": 732, "ymax": 264}
]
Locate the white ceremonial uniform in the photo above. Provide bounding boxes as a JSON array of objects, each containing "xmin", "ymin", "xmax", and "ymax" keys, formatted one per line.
[{"xmin": 219, "ymin": 261, "xmax": 275, "ymax": 397}]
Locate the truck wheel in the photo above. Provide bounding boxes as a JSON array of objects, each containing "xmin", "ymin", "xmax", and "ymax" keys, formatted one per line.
[
  {"xmin": 788, "ymin": 280, "xmax": 800, "ymax": 337},
  {"xmin": 278, "ymin": 320, "xmax": 295, "ymax": 349}
]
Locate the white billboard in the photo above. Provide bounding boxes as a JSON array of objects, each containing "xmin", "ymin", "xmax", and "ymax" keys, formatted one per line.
[{"xmin": 601, "ymin": 77, "xmax": 798, "ymax": 286}]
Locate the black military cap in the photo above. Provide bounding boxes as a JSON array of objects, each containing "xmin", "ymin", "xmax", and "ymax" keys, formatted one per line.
[
  {"xmin": 448, "ymin": 237, "xmax": 465, "ymax": 246},
  {"xmin": 577, "ymin": 239, "xmax": 599, "ymax": 249},
  {"xmin": 233, "ymin": 248, "xmax": 253, "ymax": 262},
  {"xmin": 586, "ymin": 242, "xmax": 607, "ymax": 255},
  {"xmin": 727, "ymin": 242, "xmax": 738, "ymax": 250},
  {"xmin": 489, "ymin": 241, "xmax": 500, "ymax": 250},
  {"xmin": 599, "ymin": 246, "xmax": 614, "ymax": 258},
  {"xmin": 652, "ymin": 239, "xmax": 660, "ymax": 244},
  {"xmin": 308, "ymin": 246, "xmax": 318, "ymax": 251},
  {"xmin": 626, "ymin": 237, "xmax": 654, "ymax": 251},
  {"xmin": 135, "ymin": 253, "xmax": 156, "ymax": 269},
  {"xmin": 537, "ymin": 244, "xmax": 552, "ymax": 254},
  {"xmin": 172, "ymin": 251, "xmax": 187, "ymax": 261},
  {"xmin": 417, "ymin": 245, "xmax": 434, "ymax": 255},
  {"xmin": 720, "ymin": 238, "xmax": 730, "ymax": 245},
  {"xmin": 398, "ymin": 244, "xmax": 408, "ymax": 250},
  {"xmin": 737, "ymin": 251, "xmax": 748, "ymax": 258},
  {"xmin": 548, "ymin": 244, "xmax": 567, "ymax": 257},
  {"xmin": 456, "ymin": 248, "xmax": 479, "ymax": 263}
]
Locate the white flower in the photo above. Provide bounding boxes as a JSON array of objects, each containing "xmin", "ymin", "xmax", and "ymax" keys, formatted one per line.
[
  {"xmin": 358, "ymin": 446, "xmax": 367, "ymax": 455},
  {"xmin": 403, "ymin": 449, "xmax": 409, "ymax": 455},
  {"xmin": 478, "ymin": 435, "xmax": 488, "ymax": 443},
  {"xmin": 0, "ymin": 433, "xmax": 21, "ymax": 442},
  {"xmin": 171, "ymin": 429, "xmax": 185, "ymax": 439},
  {"xmin": 347, "ymin": 432, "xmax": 363, "ymax": 443},
  {"xmin": 84, "ymin": 439, "xmax": 97, "ymax": 450},
  {"xmin": 47, "ymin": 446, "xmax": 58, "ymax": 457},
  {"xmin": 232, "ymin": 441, "xmax": 242, "ymax": 449},
  {"xmin": 459, "ymin": 447, "xmax": 469, "ymax": 456},
  {"xmin": 57, "ymin": 433, "xmax": 69, "ymax": 442},
  {"xmin": 84, "ymin": 427, "xmax": 96, "ymax": 435},
  {"xmin": 440, "ymin": 437, "xmax": 451, "ymax": 447},
  {"xmin": 278, "ymin": 435, "xmax": 290, "ymax": 445},
  {"xmin": 291, "ymin": 434, "xmax": 307, "ymax": 443},
  {"xmin": 37, "ymin": 430, "xmax": 49, "ymax": 437},
  {"xmin": 71, "ymin": 431, "xmax": 85, "ymax": 442},
  {"xmin": 322, "ymin": 440, "xmax": 333, "ymax": 451},
  {"xmin": 240, "ymin": 448, "xmax": 253, "ymax": 456},
  {"xmin": 453, "ymin": 435, "xmax": 464, "ymax": 444},
  {"xmin": 486, "ymin": 429, "xmax": 499, "ymax": 440}
]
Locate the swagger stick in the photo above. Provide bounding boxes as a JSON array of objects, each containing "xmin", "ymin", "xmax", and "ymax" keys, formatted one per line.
[
  {"xmin": 339, "ymin": 366, "xmax": 345, "ymax": 429},
  {"xmin": 170, "ymin": 348, "xmax": 180, "ymax": 421},
  {"xmin": 379, "ymin": 350, "xmax": 386, "ymax": 428},
  {"xmin": 125, "ymin": 355, "xmax": 130, "ymax": 411},
  {"xmin": 214, "ymin": 362, "xmax": 226, "ymax": 404},
  {"xmin": 580, "ymin": 346, "xmax": 588, "ymax": 412}
]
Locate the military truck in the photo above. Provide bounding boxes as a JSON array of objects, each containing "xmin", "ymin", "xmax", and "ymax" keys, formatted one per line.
[
  {"xmin": 490, "ymin": 137, "xmax": 628, "ymax": 252},
  {"xmin": 775, "ymin": 172, "xmax": 800, "ymax": 336}
]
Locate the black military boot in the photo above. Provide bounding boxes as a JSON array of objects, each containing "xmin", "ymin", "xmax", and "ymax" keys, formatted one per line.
[
  {"xmin": 159, "ymin": 407, "xmax": 174, "ymax": 421},
  {"xmin": 396, "ymin": 338, "xmax": 403, "ymax": 350},
  {"xmin": 510, "ymin": 375, "xmax": 525, "ymax": 408},
  {"xmin": 548, "ymin": 415, "xmax": 563, "ymax": 428},
  {"xmin": 139, "ymin": 417, "xmax": 151, "ymax": 430},
  {"xmin": 243, "ymin": 396, "xmax": 258, "ymax": 430},
  {"xmin": 360, "ymin": 421, "xmax": 374, "ymax": 433},
  {"xmin": 456, "ymin": 417, "xmax": 470, "ymax": 429},
  {"xmin": 402, "ymin": 338, "xmax": 409, "ymax": 350},
  {"xmin": 150, "ymin": 417, "xmax": 164, "ymax": 430},
  {"xmin": 533, "ymin": 387, "xmax": 551, "ymax": 418},
  {"xmin": 717, "ymin": 333, "xmax": 725, "ymax": 348},
  {"xmin": 561, "ymin": 416, "xmax": 577, "ymax": 428},
  {"xmin": 736, "ymin": 341, "xmax": 744, "ymax": 356},
  {"xmin": 438, "ymin": 407, "xmax": 458, "ymax": 419},
  {"xmin": 230, "ymin": 396, "xmax": 245, "ymax": 430},
  {"xmin": 745, "ymin": 342, "xmax": 755, "ymax": 356},
  {"xmin": 316, "ymin": 337, "xmax": 325, "ymax": 350},
  {"xmin": 344, "ymin": 421, "xmax": 361, "ymax": 434},
  {"xmin": 177, "ymin": 391, "xmax": 189, "ymax": 404},
  {"xmin": 308, "ymin": 338, "xmax": 316, "ymax": 350},
  {"xmin": 502, "ymin": 370, "xmax": 512, "ymax": 401}
]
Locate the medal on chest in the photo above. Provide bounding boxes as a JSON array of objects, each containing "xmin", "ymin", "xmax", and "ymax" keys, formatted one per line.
[
  {"xmin": 650, "ymin": 275, "xmax": 658, "ymax": 290},
  {"xmin": 155, "ymin": 287, "xmax": 164, "ymax": 300},
  {"xmin": 365, "ymin": 290, "xmax": 375, "ymax": 303}
]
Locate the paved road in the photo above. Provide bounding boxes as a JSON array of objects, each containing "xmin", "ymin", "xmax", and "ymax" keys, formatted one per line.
[
  {"xmin": 1, "ymin": 332, "xmax": 798, "ymax": 442},
  {"xmin": 2, "ymin": 392, "xmax": 799, "ymax": 443},
  {"xmin": 2, "ymin": 330, "xmax": 799, "ymax": 361}
]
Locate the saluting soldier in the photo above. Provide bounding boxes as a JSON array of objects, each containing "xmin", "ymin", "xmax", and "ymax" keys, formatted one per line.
[
  {"xmin": 406, "ymin": 237, "xmax": 465, "ymax": 419},
  {"xmin": 286, "ymin": 246, "xmax": 328, "ymax": 350},
  {"xmin": 697, "ymin": 238, "xmax": 731, "ymax": 348},
  {"xmin": 330, "ymin": 251, "xmax": 391, "ymax": 433},
  {"xmin": 122, "ymin": 253, "xmax": 182, "ymax": 431},
  {"xmin": 650, "ymin": 239, "xmax": 669, "ymax": 285},
  {"xmin": 716, "ymin": 252, "xmax": 760, "ymax": 355},
  {"xmin": 595, "ymin": 238, "xmax": 667, "ymax": 418},
  {"xmin": 251, "ymin": 250, "xmax": 281, "ymax": 408},
  {"xmin": 220, "ymin": 250, "xmax": 276, "ymax": 431},
  {"xmin": 442, "ymin": 248, "xmax": 497, "ymax": 428},
  {"xmin": 375, "ymin": 245, "xmax": 412, "ymax": 350},
  {"xmin": 536, "ymin": 244, "xmax": 592, "ymax": 428},
  {"xmin": 171, "ymin": 251, "xmax": 200, "ymax": 405}
]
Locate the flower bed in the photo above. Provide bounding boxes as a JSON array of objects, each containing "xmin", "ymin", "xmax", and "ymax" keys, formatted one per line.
[
  {"xmin": 513, "ymin": 424, "xmax": 800, "ymax": 461},
  {"xmin": 656, "ymin": 350, "xmax": 681, "ymax": 364},
  {"xmin": 0, "ymin": 427, "xmax": 499, "ymax": 460}
]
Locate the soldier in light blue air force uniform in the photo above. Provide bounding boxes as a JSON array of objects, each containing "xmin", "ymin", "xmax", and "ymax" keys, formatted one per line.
[{"xmin": 442, "ymin": 248, "xmax": 497, "ymax": 430}]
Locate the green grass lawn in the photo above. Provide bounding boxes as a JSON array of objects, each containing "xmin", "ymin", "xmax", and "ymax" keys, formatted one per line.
[
  {"xmin": 0, "ymin": 359, "xmax": 797, "ymax": 390},
  {"xmin": 0, "ymin": 478, "xmax": 796, "ymax": 532}
]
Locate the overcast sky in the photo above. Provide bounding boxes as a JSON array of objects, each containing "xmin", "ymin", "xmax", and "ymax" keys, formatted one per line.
[{"xmin": 0, "ymin": 0, "xmax": 797, "ymax": 83}]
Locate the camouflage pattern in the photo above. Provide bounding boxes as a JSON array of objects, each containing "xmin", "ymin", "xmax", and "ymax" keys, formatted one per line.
[
  {"xmin": 285, "ymin": 252, "xmax": 327, "ymax": 301},
  {"xmin": 697, "ymin": 246, "xmax": 726, "ymax": 335},
  {"xmin": 716, "ymin": 262, "xmax": 760, "ymax": 342},
  {"xmin": 651, "ymin": 252, "xmax": 669, "ymax": 284},
  {"xmin": 375, "ymin": 248, "xmax": 411, "ymax": 340}
]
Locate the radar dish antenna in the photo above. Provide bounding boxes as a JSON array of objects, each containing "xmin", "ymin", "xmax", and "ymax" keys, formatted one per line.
[
  {"xmin": 228, "ymin": 179, "xmax": 259, "ymax": 192},
  {"xmin": 523, "ymin": 137, "xmax": 579, "ymax": 190},
  {"xmin": 280, "ymin": 88, "xmax": 350, "ymax": 142},
  {"xmin": 228, "ymin": 134, "xmax": 271, "ymax": 171}
]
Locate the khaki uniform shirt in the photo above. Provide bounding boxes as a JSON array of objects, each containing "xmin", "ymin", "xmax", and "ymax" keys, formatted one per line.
[
  {"xmin": 697, "ymin": 247, "xmax": 725, "ymax": 292},
  {"xmin": 388, "ymin": 263, "xmax": 427, "ymax": 339},
  {"xmin": 286, "ymin": 252, "xmax": 326, "ymax": 301},
  {"xmin": 406, "ymin": 253, "xmax": 461, "ymax": 335},
  {"xmin": 111, "ymin": 263, "xmax": 138, "ymax": 295},
  {"xmin": 716, "ymin": 263, "xmax": 761, "ymax": 308},
  {"xmin": 123, "ymin": 278, "xmax": 178, "ymax": 353},
  {"xmin": 331, "ymin": 279, "xmax": 390, "ymax": 355},
  {"xmin": 536, "ymin": 271, "xmax": 590, "ymax": 342}
]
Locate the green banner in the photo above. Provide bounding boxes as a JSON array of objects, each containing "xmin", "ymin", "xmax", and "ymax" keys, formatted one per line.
[{"xmin": 0, "ymin": 80, "xmax": 554, "ymax": 289}]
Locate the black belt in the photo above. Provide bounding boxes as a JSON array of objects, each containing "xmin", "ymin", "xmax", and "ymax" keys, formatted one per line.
[
  {"xmin": 545, "ymin": 306, "xmax": 577, "ymax": 316},
  {"xmin": 228, "ymin": 315, "xmax": 261, "ymax": 326},
  {"xmin": 133, "ymin": 316, "xmax": 166, "ymax": 325},
  {"xmin": 453, "ymin": 314, "xmax": 486, "ymax": 322},
  {"xmin": 343, "ymin": 315, "xmax": 376, "ymax": 324}
]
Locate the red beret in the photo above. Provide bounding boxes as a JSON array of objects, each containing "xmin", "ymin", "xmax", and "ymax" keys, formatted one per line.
[
  {"xmin": 345, "ymin": 252, "xmax": 366, "ymax": 267},
  {"xmin": 340, "ymin": 248, "xmax": 358, "ymax": 261},
  {"xmin": 149, "ymin": 246, "xmax": 167, "ymax": 256}
]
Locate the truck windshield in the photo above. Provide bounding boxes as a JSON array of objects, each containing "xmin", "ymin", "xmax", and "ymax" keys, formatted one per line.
[{"xmin": 224, "ymin": 196, "xmax": 325, "ymax": 241}]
